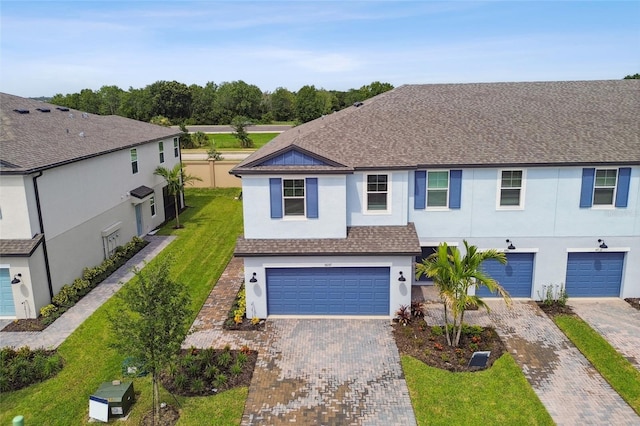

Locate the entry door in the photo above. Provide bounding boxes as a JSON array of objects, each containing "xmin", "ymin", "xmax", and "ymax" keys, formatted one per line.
[
  {"xmin": 135, "ymin": 204, "xmax": 143, "ymax": 236},
  {"xmin": 0, "ymin": 268, "xmax": 16, "ymax": 316}
]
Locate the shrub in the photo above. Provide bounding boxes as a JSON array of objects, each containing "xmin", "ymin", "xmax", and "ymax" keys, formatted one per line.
[
  {"xmin": 71, "ymin": 278, "xmax": 91, "ymax": 297},
  {"xmin": 216, "ymin": 351, "xmax": 232, "ymax": 367},
  {"xmin": 0, "ymin": 346, "xmax": 64, "ymax": 392},
  {"xmin": 395, "ymin": 304, "xmax": 412, "ymax": 326},
  {"xmin": 40, "ymin": 304, "xmax": 58, "ymax": 319},
  {"xmin": 430, "ymin": 325, "xmax": 444, "ymax": 336},
  {"xmin": 230, "ymin": 362, "xmax": 243, "ymax": 376},
  {"xmin": 51, "ymin": 284, "xmax": 79, "ymax": 308},
  {"xmin": 411, "ymin": 301, "xmax": 425, "ymax": 318}
]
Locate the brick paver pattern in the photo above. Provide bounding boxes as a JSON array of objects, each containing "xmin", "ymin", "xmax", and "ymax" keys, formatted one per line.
[{"xmin": 424, "ymin": 299, "xmax": 640, "ymax": 426}]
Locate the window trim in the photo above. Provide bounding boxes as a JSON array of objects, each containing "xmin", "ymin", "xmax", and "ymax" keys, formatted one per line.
[
  {"xmin": 159, "ymin": 141, "xmax": 165, "ymax": 164},
  {"xmin": 364, "ymin": 173, "xmax": 391, "ymax": 214},
  {"xmin": 592, "ymin": 168, "xmax": 618, "ymax": 207},
  {"xmin": 496, "ymin": 169, "xmax": 526, "ymax": 210},
  {"xmin": 130, "ymin": 148, "xmax": 138, "ymax": 174},
  {"xmin": 426, "ymin": 170, "xmax": 450, "ymax": 209}
]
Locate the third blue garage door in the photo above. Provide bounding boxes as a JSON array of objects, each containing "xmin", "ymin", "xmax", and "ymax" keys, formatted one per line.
[
  {"xmin": 565, "ymin": 252, "xmax": 624, "ymax": 297},
  {"xmin": 266, "ymin": 267, "xmax": 390, "ymax": 315},
  {"xmin": 477, "ymin": 253, "xmax": 534, "ymax": 298}
]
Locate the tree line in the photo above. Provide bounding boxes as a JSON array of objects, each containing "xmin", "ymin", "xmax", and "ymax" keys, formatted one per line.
[{"xmin": 48, "ymin": 80, "xmax": 394, "ymax": 125}]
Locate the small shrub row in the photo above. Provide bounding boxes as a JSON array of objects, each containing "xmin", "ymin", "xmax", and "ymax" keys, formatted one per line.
[
  {"xmin": 395, "ymin": 301, "xmax": 425, "ymax": 326},
  {"xmin": 0, "ymin": 346, "xmax": 64, "ymax": 392},
  {"xmin": 39, "ymin": 237, "xmax": 148, "ymax": 325},
  {"xmin": 224, "ymin": 283, "xmax": 263, "ymax": 330}
]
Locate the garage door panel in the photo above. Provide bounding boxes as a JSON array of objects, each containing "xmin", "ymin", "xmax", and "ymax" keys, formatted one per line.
[
  {"xmin": 267, "ymin": 267, "xmax": 390, "ymax": 315},
  {"xmin": 566, "ymin": 252, "xmax": 623, "ymax": 297},
  {"xmin": 477, "ymin": 253, "xmax": 534, "ymax": 298}
]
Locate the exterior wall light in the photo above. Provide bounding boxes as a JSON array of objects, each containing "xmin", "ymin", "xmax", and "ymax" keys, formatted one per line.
[
  {"xmin": 398, "ymin": 271, "xmax": 406, "ymax": 282},
  {"xmin": 506, "ymin": 239, "xmax": 516, "ymax": 250},
  {"xmin": 598, "ymin": 239, "xmax": 608, "ymax": 249},
  {"xmin": 11, "ymin": 273, "xmax": 22, "ymax": 285},
  {"xmin": 249, "ymin": 272, "xmax": 258, "ymax": 283}
]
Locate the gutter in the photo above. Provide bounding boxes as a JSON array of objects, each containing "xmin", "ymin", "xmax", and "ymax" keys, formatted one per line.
[{"xmin": 32, "ymin": 171, "xmax": 54, "ymax": 299}]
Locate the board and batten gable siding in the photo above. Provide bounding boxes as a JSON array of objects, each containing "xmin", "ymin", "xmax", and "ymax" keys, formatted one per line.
[
  {"xmin": 346, "ymin": 170, "xmax": 409, "ymax": 227},
  {"xmin": 241, "ymin": 175, "xmax": 347, "ymax": 239}
]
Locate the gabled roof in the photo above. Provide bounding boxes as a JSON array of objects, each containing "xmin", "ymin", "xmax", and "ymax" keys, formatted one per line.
[
  {"xmin": 0, "ymin": 93, "xmax": 182, "ymax": 174},
  {"xmin": 233, "ymin": 145, "xmax": 352, "ymax": 175},
  {"xmin": 232, "ymin": 80, "xmax": 640, "ymax": 174}
]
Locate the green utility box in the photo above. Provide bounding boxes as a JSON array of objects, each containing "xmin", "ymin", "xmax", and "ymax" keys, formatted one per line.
[{"xmin": 89, "ymin": 381, "xmax": 135, "ymax": 422}]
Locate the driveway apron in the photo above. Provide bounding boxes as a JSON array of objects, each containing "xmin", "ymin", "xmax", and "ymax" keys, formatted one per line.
[
  {"xmin": 242, "ymin": 319, "xmax": 416, "ymax": 426},
  {"xmin": 569, "ymin": 299, "xmax": 640, "ymax": 371},
  {"xmin": 424, "ymin": 300, "xmax": 639, "ymax": 425}
]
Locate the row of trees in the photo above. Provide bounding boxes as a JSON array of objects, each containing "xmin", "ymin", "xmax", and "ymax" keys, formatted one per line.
[{"xmin": 49, "ymin": 80, "xmax": 393, "ymax": 125}]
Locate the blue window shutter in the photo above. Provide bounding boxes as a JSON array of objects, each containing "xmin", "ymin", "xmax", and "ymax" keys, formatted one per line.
[
  {"xmin": 306, "ymin": 178, "xmax": 318, "ymax": 218},
  {"xmin": 615, "ymin": 167, "xmax": 631, "ymax": 208},
  {"xmin": 580, "ymin": 168, "xmax": 595, "ymax": 208},
  {"xmin": 449, "ymin": 170, "xmax": 462, "ymax": 209},
  {"xmin": 414, "ymin": 171, "xmax": 426, "ymax": 209},
  {"xmin": 269, "ymin": 178, "xmax": 282, "ymax": 218}
]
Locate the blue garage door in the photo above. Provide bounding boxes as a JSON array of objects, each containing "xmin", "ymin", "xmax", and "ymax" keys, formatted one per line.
[
  {"xmin": 266, "ymin": 267, "xmax": 390, "ymax": 315},
  {"xmin": 0, "ymin": 268, "xmax": 16, "ymax": 316},
  {"xmin": 477, "ymin": 253, "xmax": 534, "ymax": 298},
  {"xmin": 566, "ymin": 252, "xmax": 624, "ymax": 297}
]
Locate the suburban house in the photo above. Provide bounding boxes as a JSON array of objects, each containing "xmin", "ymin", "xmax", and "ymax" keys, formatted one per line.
[
  {"xmin": 231, "ymin": 80, "xmax": 639, "ymax": 319},
  {"xmin": 0, "ymin": 94, "xmax": 182, "ymax": 319}
]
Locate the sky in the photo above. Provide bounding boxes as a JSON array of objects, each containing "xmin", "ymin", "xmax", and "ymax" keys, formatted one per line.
[{"xmin": 1, "ymin": 1, "xmax": 638, "ymax": 98}]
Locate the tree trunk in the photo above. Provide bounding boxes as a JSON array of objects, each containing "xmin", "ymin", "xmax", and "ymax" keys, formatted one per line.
[
  {"xmin": 173, "ymin": 193, "xmax": 180, "ymax": 228},
  {"xmin": 454, "ymin": 310, "xmax": 466, "ymax": 347},
  {"xmin": 443, "ymin": 304, "xmax": 452, "ymax": 346},
  {"xmin": 153, "ymin": 374, "xmax": 161, "ymax": 424}
]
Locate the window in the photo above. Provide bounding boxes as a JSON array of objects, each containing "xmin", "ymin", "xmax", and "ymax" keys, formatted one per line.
[
  {"xmin": 580, "ymin": 167, "xmax": 630, "ymax": 208},
  {"xmin": 283, "ymin": 179, "xmax": 305, "ymax": 216},
  {"xmin": 150, "ymin": 196, "xmax": 156, "ymax": 217},
  {"xmin": 173, "ymin": 138, "xmax": 179, "ymax": 157},
  {"xmin": 415, "ymin": 246, "xmax": 437, "ymax": 282},
  {"xmin": 159, "ymin": 141, "xmax": 165, "ymax": 163},
  {"xmin": 593, "ymin": 169, "xmax": 617, "ymax": 205},
  {"xmin": 366, "ymin": 174, "xmax": 388, "ymax": 211},
  {"xmin": 427, "ymin": 171, "xmax": 449, "ymax": 207},
  {"xmin": 130, "ymin": 149, "xmax": 138, "ymax": 174},
  {"xmin": 499, "ymin": 170, "xmax": 523, "ymax": 207}
]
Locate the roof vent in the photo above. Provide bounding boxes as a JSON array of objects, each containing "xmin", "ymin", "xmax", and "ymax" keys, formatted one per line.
[
  {"xmin": 56, "ymin": 107, "xmax": 70, "ymax": 112},
  {"xmin": 13, "ymin": 109, "xmax": 30, "ymax": 114},
  {"xmin": 79, "ymin": 132, "xmax": 85, "ymax": 138},
  {"xmin": 36, "ymin": 108, "xmax": 51, "ymax": 113},
  {"xmin": 353, "ymin": 102, "xmax": 364, "ymax": 107},
  {"xmin": 82, "ymin": 113, "xmax": 89, "ymax": 119}
]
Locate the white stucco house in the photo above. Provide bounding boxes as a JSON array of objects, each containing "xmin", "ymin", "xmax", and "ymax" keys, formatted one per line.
[
  {"xmin": 231, "ymin": 80, "xmax": 639, "ymax": 319},
  {"xmin": 0, "ymin": 94, "xmax": 182, "ymax": 318}
]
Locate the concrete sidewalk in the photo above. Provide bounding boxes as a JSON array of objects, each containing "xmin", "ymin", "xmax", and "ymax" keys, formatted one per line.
[{"xmin": 0, "ymin": 235, "xmax": 175, "ymax": 350}]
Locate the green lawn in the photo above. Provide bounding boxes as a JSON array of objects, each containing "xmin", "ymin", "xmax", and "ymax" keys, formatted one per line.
[
  {"xmin": 207, "ymin": 133, "xmax": 279, "ymax": 150},
  {"xmin": 402, "ymin": 354, "xmax": 554, "ymax": 425},
  {"xmin": 0, "ymin": 188, "xmax": 244, "ymax": 425},
  {"xmin": 554, "ymin": 314, "xmax": 640, "ymax": 415}
]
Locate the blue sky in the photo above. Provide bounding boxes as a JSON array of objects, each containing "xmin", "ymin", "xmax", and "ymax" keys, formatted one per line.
[{"xmin": 1, "ymin": 1, "xmax": 638, "ymax": 97}]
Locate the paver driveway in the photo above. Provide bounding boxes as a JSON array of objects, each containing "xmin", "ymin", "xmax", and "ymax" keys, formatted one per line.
[{"xmin": 242, "ymin": 319, "xmax": 416, "ymax": 426}]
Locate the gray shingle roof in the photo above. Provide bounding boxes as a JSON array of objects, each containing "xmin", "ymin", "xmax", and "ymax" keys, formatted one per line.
[
  {"xmin": 0, "ymin": 234, "xmax": 44, "ymax": 256},
  {"xmin": 233, "ymin": 80, "xmax": 640, "ymax": 174},
  {"xmin": 235, "ymin": 224, "xmax": 421, "ymax": 257},
  {"xmin": 0, "ymin": 93, "xmax": 182, "ymax": 174},
  {"xmin": 130, "ymin": 185, "xmax": 155, "ymax": 199}
]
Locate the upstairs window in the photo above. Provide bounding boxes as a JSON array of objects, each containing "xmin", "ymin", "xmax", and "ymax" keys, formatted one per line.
[
  {"xmin": 593, "ymin": 169, "xmax": 617, "ymax": 205},
  {"xmin": 173, "ymin": 138, "xmax": 179, "ymax": 158},
  {"xmin": 159, "ymin": 141, "xmax": 165, "ymax": 164},
  {"xmin": 283, "ymin": 179, "xmax": 305, "ymax": 216},
  {"xmin": 366, "ymin": 174, "xmax": 388, "ymax": 211},
  {"xmin": 427, "ymin": 171, "xmax": 449, "ymax": 207},
  {"xmin": 150, "ymin": 196, "xmax": 156, "ymax": 217},
  {"xmin": 269, "ymin": 178, "xmax": 318, "ymax": 219},
  {"xmin": 580, "ymin": 167, "xmax": 630, "ymax": 208},
  {"xmin": 499, "ymin": 170, "xmax": 524, "ymax": 208},
  {"xmin": 130, "ymin": 149, "xmax": 138, "ymax": 174}
]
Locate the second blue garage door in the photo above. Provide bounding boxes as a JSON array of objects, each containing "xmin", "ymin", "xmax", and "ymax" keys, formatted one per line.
[
  {"xmin": 565, "ymin": 252, "xmax": 624, "ymax": 297},
  {"xmin": 266, "ymin": 267, "xmax": 390, "ymax": 315},
  {"xmin": 477, "ymin": 253, "xmax": 534, "ymax": 298}
]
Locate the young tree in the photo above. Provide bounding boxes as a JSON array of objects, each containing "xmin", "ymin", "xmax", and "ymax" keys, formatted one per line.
[
  {"xmin": 416, "ymin": 241, "xmax": 511, "ymax": 346},
  {"xmin": 154, "ymin": 163, "xmax": 201, "ymax": 228},
  {"xmin": 230, "ymin": 115, "xmax": 254, "ymax": 148},
  {"xmin": 109, "ymin": 259, "xmax": 192, "ymax": 424}
]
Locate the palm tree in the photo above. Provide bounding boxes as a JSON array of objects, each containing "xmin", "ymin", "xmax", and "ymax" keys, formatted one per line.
[
  {"xmin": 153, "ymin": 163, "xmax": 201, "ymax": 229},
  {"xmin": 416, "ymin": 240, "xmax": 511, "ymax": 347}
]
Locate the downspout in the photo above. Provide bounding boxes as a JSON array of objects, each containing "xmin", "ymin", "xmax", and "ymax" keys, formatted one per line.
[{"xmin": 32, "ymin": 171, "xmax": 54, "ymax": 299}]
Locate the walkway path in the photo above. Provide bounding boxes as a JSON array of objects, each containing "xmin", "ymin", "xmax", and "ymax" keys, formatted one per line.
[
  {"xmin": 423, "ymin": 300, "xmax": 639, "ymax": 425},
  {"xmin": 570, "ymin": 298, "xmax": 640, "ymax": 371},
  {"xmin": 0, "ymin": 236, "xmax": 175, "ymax": 349}
]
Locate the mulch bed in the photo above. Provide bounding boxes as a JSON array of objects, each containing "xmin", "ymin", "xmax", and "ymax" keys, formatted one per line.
[
  {"xmin": 140, "ymin": 404, "xmax": 180, "ymax": 426},
  {"xmin": 536, "ymin": 302, "xmax": 576, "ymax": 318},
  {"xmin": 392, "ymin": 319, "xmax": 506, "ymax": 372},
  {"xmin": 2, "ymin": 318, "xmax": 47, "ymax": 332},
  {"xmin": 625, "ymin": 298, "xmax": 640, "ymax": 311}
]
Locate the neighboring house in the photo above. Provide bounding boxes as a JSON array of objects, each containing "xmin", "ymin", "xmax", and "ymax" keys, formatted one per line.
[
  {"xmin": 231, "ymin": 80, "xmax": 639, "ymax": 319},
  {"xmin": 0, "ymin": 94, "xmax": 182, "ymax": 319}
]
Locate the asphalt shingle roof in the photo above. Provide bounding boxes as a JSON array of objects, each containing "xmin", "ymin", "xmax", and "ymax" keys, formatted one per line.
[
  {"xmin": 0, "ymin": 234, "xmax": 44, "ymax": 256},
  {"xmin": 0, "ymin": 93, "xmax": 182, "ymax": 174},
  {"xmin": 233, "ymin": 80, "xmax": 640, "ymax": 174},
  {"xmin": 235, "ymin": 224, "xmax": 421, "ymax": 257}
]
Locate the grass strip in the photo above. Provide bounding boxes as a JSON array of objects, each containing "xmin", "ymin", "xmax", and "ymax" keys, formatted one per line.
[
  {"xmin": 554, "ymin": 314, "xmax": 640, "ymax": 415},
  {"xmin": 402, "ymin": 354, "xmax": 554, "ymax": 425},
  {"xmin": 207, "ymin": 133, "xmax": 278, "ymax": 149},
  {"xmin": 0, "ymin": 188, "xmax": 245, "ymax": 425}
]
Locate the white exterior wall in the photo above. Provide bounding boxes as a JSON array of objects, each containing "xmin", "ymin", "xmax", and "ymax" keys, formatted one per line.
[
  {"xmin": 0, "ymin": 245, "xmax": 49, "ymax": 319},
  {"xmin": 347, "ymin": 170, "xmax": 409, "ymax": 226},
  {"xmin": 241, "ymin": 175, "xmax": 347, "ymax": 239},
  {"xmin": 0, "ymin": 175, "xmax": 38, "ymax": 238},
  {"xmin": 243, "ymin": 255, "xmax": 413, "ymax": 319}
]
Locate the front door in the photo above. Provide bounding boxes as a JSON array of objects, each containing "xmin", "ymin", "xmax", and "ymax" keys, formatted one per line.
[
  {"xmin": 135, "ymin": 204, "xmax": 143, "ymax": 236},
  {"xmin": 0, "ymin": 268, "xmax": 16, "ymax": 316}
]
